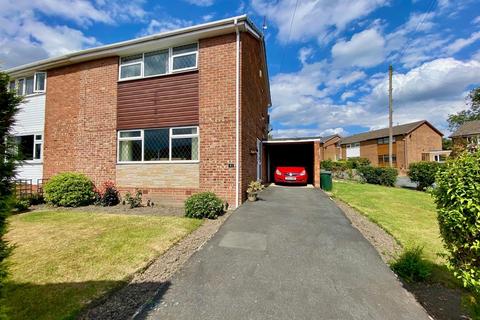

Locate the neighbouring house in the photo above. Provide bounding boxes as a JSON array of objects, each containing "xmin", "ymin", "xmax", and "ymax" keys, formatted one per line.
[
  {"xmin": 6, "ymin": 16, "xmax": 271, "ymax": 208},
  {"xmin": 339, "ymin": 120, "xmax": 448, "ymax": 173},
  {"xmin": 450, "ymin": 120, "xmax": 480, "ymax": 152}
]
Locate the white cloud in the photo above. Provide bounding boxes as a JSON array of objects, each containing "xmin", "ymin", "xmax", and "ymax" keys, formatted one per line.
[
  {"xmin": 0, "ymin": 0, "xmax": 147, "ymax": 68},
  {"xmin": 184, "ymin": 0, "xmax": 214, "ymax": 6},
  {"xmin": 332, "ymin": 28, "xmax": 385, "ymax": 67},
  {"xmin": 341, "ymin": 91, "xmax": 355, "ymax": 101},
  {"xmin": 445, "ymin": 31, "xmax": 480, "ymax": 55},
  {"xmin": 141, "ymin": 17, "xmax": 193, "ymax": 36},
  {"xmin": 271, "ymin": 127, "xmax": 348, "ymax": 139},
  {"xmin": 474, "ymin": 16, "xmax": 480, "ymax": 24},
  {"xmin": 298, "ymin": 47, "xmax": 314, "ymax": 64},
  {"xmin": 202, "ymin": 14, "xmax": 215, "ymax": 22},
  {"xmin": 251, "ymin": 0, "xmax": 388, "ymax": 44}
]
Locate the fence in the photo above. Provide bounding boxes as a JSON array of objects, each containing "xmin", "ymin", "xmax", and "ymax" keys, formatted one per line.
[{"xmin": 14, "ymin": 179, "xmax": 33, "ymax": 199}]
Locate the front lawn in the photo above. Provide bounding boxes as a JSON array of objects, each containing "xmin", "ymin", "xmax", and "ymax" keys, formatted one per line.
[
  {"xmin": 332, "ymin": 180, "xmax": 452, "ymax": 283},
  {"xmin": 4, "ymin": 211, "xmax": 202, "ymax": 320}
]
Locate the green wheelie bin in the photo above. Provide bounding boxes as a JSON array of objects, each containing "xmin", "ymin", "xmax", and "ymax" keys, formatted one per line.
[{"xmin": 320, "ymin": 170, "xmax": 333, "ymax": 191}]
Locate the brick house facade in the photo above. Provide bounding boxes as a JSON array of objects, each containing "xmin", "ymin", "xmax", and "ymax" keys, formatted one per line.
[
  {"xmin": 7, "ymin": 16, "xmax": 270, "ymax": 208},
  {"xmin": 339, "ymin": 121, "xmax": 444, "ymax": 174}
]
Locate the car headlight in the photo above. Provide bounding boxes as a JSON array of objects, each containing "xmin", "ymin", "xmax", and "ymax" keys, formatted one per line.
[
  {"xmin": 300, "ymin": 170, "xmax": 306, "ymax": 176},
  {"xmin": 275, "ymin": 169, "xmax": 282, "ymax": 175}
]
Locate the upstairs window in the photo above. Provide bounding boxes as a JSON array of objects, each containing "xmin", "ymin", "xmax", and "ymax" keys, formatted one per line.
[
  {"xmin": 11, "ymin": 72, "xmax": 46, "ymax": 96},
  {"xmin": 172, "ymin": 44, "xmax": 198, "ymax": 71},
  {"xmin": 377, "ymin": 136, "xmax": 396, "ymax": 145},
  {"xmin": 119, "ymin": 43, "xmax": 198, "ymax": 80}
]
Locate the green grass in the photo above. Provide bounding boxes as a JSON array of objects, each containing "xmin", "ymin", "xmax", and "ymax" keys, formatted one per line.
[
  {"xmin": 332, "ymin": 180, "xmax": 456, "ymax": 285},
  {"xmin": 4, "ymin": 211, "xmax": 202, "ymax": 320}
]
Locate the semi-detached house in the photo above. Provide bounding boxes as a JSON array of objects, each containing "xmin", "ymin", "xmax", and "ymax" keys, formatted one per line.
[{"xmin": 7, "ymin": 16, "xmax": 271, "ymax": 208}]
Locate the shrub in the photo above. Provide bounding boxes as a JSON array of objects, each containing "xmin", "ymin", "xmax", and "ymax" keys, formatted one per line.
[
  {"xmin": 321, "ymin": 160, "xmax": 334, "ymax": 171},
  {"xmin": 28, "ymin": 193, "xmax": 45, "ymax": 205},
  {"xmin": 14, "ymin": 199, "xmax": 30, "ymax": 212},
  {"xmin": 346, "ymin": 157, "xmax": 371, "ymax": 169},
  {"xmin": 408, "ymin": 161, "xmax": 445, "ymax": 191},
  {"xmin": 433, "ymin": 150, "xmax": 480, "ymax": 294},
  {"xmin": 391, "ymin": 247, "xmax": 431, "ymax": 282},
  {"xmin": 44, "ymin": 172, "xmax": 95, "ymax": 207},
  {"xmin": 95, "ymin": 181, "xmax": 120, "ymax": 207},
  {"xmin": 123, "ymin": 190, "xmax": 142, "ymax": 208},
  {"xmin": 357, "ymin": 166, "xmax": 398, "ymax": 186},
  {"xmin": 185, "ymin": 192, "xmax": 224, "ymax": 219}
]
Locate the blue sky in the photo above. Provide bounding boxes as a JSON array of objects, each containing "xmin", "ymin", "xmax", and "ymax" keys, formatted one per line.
[{"xmin": 1, "ymin": 0, "xmax": 480, "ymax": 137}]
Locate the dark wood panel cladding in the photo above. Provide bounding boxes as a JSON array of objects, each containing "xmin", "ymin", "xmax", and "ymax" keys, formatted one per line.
[{"xmin": 117, "ymin": 71, "xmax": 199, "ymax": 130}]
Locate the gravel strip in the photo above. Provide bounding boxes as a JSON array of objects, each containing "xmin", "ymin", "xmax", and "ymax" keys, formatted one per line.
[{"xmin": 79, "ymin": 211, "xmax": 233, "ymax": 320}]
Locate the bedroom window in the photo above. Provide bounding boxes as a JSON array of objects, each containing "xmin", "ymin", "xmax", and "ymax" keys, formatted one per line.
[
  {"xmin": 119, "ymin": 43, "xmax": 198, "ymax": 80},
  {"xmin": 118, "ymin": 126, "xmax": 199, "ymax": 162},
  {"xmin": 11, "ymin": 72, "xmax": 47, "ymax": 95},
  {"xmin": 14, "ymin": 134, "xmax": 43, "ymax": 161}
]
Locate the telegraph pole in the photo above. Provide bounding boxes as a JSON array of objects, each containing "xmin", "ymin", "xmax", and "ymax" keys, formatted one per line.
[{"xmin": 388, "ymin": 65, "xmax": 393, "ymax": 167}]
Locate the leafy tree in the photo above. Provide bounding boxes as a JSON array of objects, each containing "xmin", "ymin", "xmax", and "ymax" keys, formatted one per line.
[
  {"xmin": 442, "ymin": 138, "xmax": 453, "ymax": 150},
  {"xmin": 0, "ymin": 71, "xmax": 22, "ymax": 318},
  {"xmin": 448, "ymin": 87, "xmax": 480, "ymax": 132}
]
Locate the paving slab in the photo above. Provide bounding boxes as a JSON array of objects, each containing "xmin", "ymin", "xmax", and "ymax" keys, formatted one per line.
[{"xmin": 140, "ymin": 186, "xmax": 431, "ymax": 320}]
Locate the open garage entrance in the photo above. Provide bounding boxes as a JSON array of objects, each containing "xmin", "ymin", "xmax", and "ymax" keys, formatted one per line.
[{"xmin": 264, "ymin": 139, "xmax": 320, "ymax": 186}]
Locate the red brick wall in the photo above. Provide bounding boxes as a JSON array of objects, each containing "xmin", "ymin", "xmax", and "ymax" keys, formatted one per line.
[
  {"xmin": 198, "ymin": 34, "xmax": 238, "ymax": 207},
  {"xmin": 405, "ymin": 123, "xmax": 442, "ymax": 166},
  {"xmin": 240, "ymin": 33, "xmax": 269, "ymax": 201},
  {"xmin": 43, "ymin": 57, "xmax": 118, "ymax": 185}
]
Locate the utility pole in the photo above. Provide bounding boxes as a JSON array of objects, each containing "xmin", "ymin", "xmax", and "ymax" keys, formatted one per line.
[{"xmin": 388, "ymin": 65, "xmax": 393, "ymax": 167}]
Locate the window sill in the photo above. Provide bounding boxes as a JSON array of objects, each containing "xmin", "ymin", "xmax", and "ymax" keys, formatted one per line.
[
  {"xmin": 117, "ymin": 160, "xmax": 200, "ymax": 165},
  {"xmin": 117, "ymin": 68, "xmax": 198, "ymax": 83},
  {"xmin": 22, "ymin": 92, "xmax": 45, "ymax": 98},
  {"xmin": 20, "ymin": 160, "xmax": 43, "ymax": 165}
]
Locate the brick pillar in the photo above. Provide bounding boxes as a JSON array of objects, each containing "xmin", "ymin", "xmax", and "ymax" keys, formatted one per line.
[{"xmin": 314, "ymin": 141, "xmax": 321, "ymax": 188}]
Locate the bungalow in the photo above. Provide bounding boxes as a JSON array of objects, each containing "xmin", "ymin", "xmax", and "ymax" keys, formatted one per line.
[
  {"xmin": 339, "ymin": 120, "xmax": 448, "ymax": 173},
  {"xmin": 6, "ymin": 16, "xmax": 271, "ymax": 208},
  {"xmin": 450, "ymin": 120, "xmax": 480, "ymax": 152}
]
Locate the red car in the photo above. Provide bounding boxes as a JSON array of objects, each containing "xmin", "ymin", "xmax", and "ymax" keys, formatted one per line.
[{"xmin": 274, "ymin": 166, "xmax": 308, "ymax": 185}]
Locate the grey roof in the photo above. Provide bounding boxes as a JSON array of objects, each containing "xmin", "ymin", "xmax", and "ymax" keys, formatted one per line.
[
  {"xmin": 450, "ymin": 120, "xmax": 480, "ymax": 137},
  {"xmin": 340, "ymin": 120, "xmax": 443, "ymax": 145}
]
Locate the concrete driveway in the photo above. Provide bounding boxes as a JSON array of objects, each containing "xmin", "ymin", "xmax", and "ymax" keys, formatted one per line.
[{"xmin": 140, "ymin": 186, "xmax": 430, "ymax": 320}]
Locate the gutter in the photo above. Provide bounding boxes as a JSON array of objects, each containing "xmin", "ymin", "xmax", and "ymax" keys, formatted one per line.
[{"xmin": 234, "ymin": 18, "xmax": 240, "ymax": 208}]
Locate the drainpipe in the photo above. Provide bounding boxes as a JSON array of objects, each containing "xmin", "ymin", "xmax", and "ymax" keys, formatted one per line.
[{"xmin": 234, "ymin": 18, "xmax": 240, "ymax": 208}]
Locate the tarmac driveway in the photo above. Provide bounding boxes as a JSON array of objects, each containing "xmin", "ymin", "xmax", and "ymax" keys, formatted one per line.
[{"xmin": 140, "ymin": 186, "xmax": 430, "ymax": 320}]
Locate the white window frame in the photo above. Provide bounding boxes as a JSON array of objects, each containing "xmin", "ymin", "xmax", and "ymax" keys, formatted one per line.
[
  {"xmin": 15, "ymin": 132, "xmax": 43, "ymax": 163},
  {"xmin": 117, "ymin": 126, "xmax": 200, "ymax": 164},
  {"xmin": 118, "ymin": 42, "xmax": 198, "ymax": 81},
  {"xmin": 171, "ymin": 44, "xmax": 199, "ymax": 73},
  {"xmin": 12, "ymin": 72, "xmax": 47, "ymax": 96}
]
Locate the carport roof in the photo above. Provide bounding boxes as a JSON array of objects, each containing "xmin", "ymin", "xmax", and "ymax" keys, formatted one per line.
[{"xmin": 266, "ymin": 134, "xmax": 340, "ymax": 144}]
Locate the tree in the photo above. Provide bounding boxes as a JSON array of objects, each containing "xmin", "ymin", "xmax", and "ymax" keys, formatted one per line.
[
  {"xmin": 442, "ymin": 138, "xmax": 453, "ymax": 150},
  {"xmin": 447, "ymin": 87, "xmax": 480, "ymax": 132},
  {"xmin": 0, "ymin": 71, "xmax": 22, "ymax": 318}
]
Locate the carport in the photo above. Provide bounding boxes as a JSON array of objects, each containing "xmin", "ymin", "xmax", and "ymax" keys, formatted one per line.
[{"xmin": 263, "ymin": 138, "xmax": 321, "ymax": 187}]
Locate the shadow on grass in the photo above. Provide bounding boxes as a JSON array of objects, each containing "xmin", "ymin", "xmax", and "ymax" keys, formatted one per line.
[{"xmin": 5, "ymin": 280, "xmax": 171, "ymax": 320}]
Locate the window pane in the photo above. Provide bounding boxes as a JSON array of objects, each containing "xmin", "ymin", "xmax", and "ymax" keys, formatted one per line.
[
  {"xmin": 34, "ymin": 143, "xmax": 42, "ymax": 160},
  {"xmin": 120, "ymin": 131, "xmax": 141, "ymax": 138},
  {"xmin": 144, "ymin": 129, "xmax": 169, "ymax": 161},
  {"xmin": 144, "ymin": 50, "xmax": 168, "ymax": 76},
  {"xmin": 17, "ymin": 79, "xmax": 24, "ymax": 95},
  {"xmin": 172, "ymin": 127, "xmax": 197, "ymax": 135},
  {"xmin": 173, "ymin": 54, "xmax": 196, "ymax": 70},
  {"xmin": 16, "ymin": 135, "xmax": 34, "ymax": 160},
  {"xmin": 9, "ymin": 81, "xmax": 15, "ymax": 92},
  {"xmin": 35, "ymin": 134, "xmax": 42, "ymax": 140},
  {"xmin": 35, "ymin": 73, "xmax": 46, "ymax": 91},
  {"xmin": 121, "ymin": 54, "xmax": 142, "ymax": 64},
  {"xmin": 171, "ymin": 137, "xmax": 198, "ymax": 160},
  {"xmin": 173, "ymin": 43, "xmax": 198, "ymax": 55},
  {"xmin": 120, "ymin": 64, "xmax": 141, "ymax": 79},
  {"xmin": 119, "ymin": 140, "xmax": 142, "ymax": 161},
  {"xmin": 25, "ymin": 76, "xmax": 34, "ymax": 95}
]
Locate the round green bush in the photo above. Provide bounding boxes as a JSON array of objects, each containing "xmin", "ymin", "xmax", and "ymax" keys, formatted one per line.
[
  {"xmin": 433, "ymin": 151, "xmax": 480, "ymax": 293},
  {"xmin": 184, "ymin": 192, "xmax": 224, "ymax": 219},
  {"xmin": 44, "ymin": 172, "xmax": 95, "ymax": 207},
  {"xmin": 408, "ymin": 161, "xmax": 445, "ymax": 191}
]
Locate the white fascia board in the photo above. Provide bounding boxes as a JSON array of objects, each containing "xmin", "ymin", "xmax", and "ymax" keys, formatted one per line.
[{"xmin": 6, "ymin": 15, "xmax": 258, "ymax": 77}]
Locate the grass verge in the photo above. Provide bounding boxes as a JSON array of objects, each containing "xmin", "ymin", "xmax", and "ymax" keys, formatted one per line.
[
  {"xmin": 4, "ymin": 211, "xmax": 202, "ymax": 320},
  {"xmin": 331, "ymin": 180, "xmax": 456, "ymax": 286}
]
